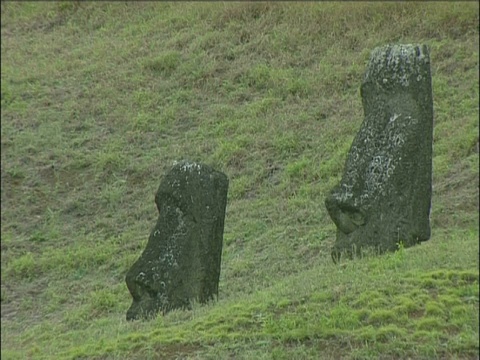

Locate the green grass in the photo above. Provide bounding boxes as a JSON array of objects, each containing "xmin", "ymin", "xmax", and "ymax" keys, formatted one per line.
[{"xmin": 1, "ymin": 2, "xmax": 479, "ymax": 359}]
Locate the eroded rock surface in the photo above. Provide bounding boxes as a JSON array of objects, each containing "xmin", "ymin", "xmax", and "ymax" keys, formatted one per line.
[
  {"xmin": 325, "ymin": 44, "xmax": 433, "ymax": 262},
  {"xmin": 126, "ymin": 161, "xmax": 229, "ymax": 320}
]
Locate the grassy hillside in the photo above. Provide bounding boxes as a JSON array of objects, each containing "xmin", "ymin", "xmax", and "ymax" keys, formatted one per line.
[{"xmin": 1, "ymin": 2, "xmax": 478, "ymax": 359}]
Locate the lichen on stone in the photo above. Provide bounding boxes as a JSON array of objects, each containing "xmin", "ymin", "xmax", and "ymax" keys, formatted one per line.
[{"xmin": 325, "ymin": 43, "xmax": 433, "ymax": 262}]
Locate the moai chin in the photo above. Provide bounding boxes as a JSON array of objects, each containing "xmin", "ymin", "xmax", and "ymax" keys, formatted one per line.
[
  {"xmin": 125, "ymin": 161, "xmax": 229, "ymax": 320},
  {"xmin": 325, "ymin": 44, "xmax": 433, "ymax": 262}
]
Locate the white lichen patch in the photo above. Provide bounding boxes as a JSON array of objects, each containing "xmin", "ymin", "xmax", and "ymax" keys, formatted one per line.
[
  {"xmin": 159, "ymin": 250, "xmax": 178, "ymax": 267},
  {"xmin": 135, "ymin": 272, "xmax": 146, "ymax": 282},
  {"xmin": 159, "ymin": 207, "xmax": 186, "ymax": 268},
  {"xmin": 389, "ymin": 113, "xmax": 400, "ymax": 123},
  {"xmin": 335, "ymin": 183, "xmax": 353, "ymax": 203},
  {"xmin": 365, "ymin": 44, "xmax": 430, "ymax": 87},
  {"xmin": 159, "ymin": 236, "xmax": 179, "ymax": 267},
  {"xmin": 173, "ymin": 160, "xmax": 202, "ymax": 173},
  {"xmin": 175, "ymin": 207, "xmax": 186, "ymax": 232},
  {"xmin": 364, "ymin": 154, "xmax": 396, "ymax": 198}
]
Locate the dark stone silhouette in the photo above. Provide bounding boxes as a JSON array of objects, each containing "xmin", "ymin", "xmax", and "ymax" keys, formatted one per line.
[
  {"xmin": 325, "ymin": 44, "xmax": 433, "ymax": 262},
  {"xmin": 126, "ymin": 161, "xmax": 229, "ymax": 320}
]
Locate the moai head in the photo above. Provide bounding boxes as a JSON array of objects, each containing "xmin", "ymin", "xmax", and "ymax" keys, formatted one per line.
[
  {"xmin": 325, "ymin": 44, "xmax": 433, "ymax": 262},
  {"xmin": 126, "ymin": 161, "xmax": 228, "ymax": 320}
]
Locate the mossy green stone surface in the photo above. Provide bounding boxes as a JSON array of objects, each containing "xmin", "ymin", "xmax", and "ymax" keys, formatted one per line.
[
  {"xmin": 326, "ymin": 44, "xmax": 433, "ymax": 261},
  {"xmin": 125, "ymin": 161, "xmax": 228, "ymax": 320}
]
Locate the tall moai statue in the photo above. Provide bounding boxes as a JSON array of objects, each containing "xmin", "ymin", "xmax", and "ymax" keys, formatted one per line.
[
  {"xmin": 126, "ymin": 161, "xmax": 229, "ymax": 320},
  {"xmin": 325, "ymin": 44, "xmax": 433, "ymax": 262}
]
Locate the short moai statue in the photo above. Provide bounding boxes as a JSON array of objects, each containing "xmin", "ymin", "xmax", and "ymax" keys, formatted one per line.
[
  {"xmin": 126, "ymin": 161, "xmax": 229, "ymax": 320},
  {"xmin": 325, "ymin": 44, "xmax": 433, "ymax": 262}
]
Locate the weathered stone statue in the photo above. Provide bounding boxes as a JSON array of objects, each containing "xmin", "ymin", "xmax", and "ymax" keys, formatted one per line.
[
  {"xmin": 325, "ymin": 44, "xmax": 433, "ymax": 262},
  {"xmin": 126, "ymin": 161, "xmax": 229, "ymax": 320}
]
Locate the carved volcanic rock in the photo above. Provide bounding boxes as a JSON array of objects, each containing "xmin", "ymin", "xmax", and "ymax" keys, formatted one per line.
[
  {"xmin": 325, "ymin": 44, "xmax": 433, "ymax": 262},
  {"xmin": 126, "ymin": 161, "xmax": 229, "ymax": 320}
]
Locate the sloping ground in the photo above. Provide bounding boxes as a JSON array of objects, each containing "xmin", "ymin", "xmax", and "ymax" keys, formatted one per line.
[{"xmin": 1, "ymin": 2, "xmax": 478, "ymax": 359}]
